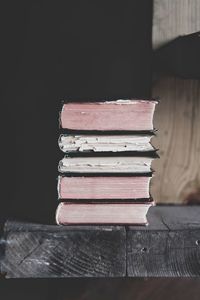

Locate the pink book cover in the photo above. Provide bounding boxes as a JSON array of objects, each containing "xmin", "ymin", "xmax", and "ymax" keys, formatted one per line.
[
  {"xmin": 60, "ymin": 99, "xmax": 158, "ymax": 131},
  {"xmin": 56, "ymin": 202, "xmax": 154, "ymax": 225},
  {"xmin": 57, "ymin": 176, "xmax": 152, "ymax": 200}
]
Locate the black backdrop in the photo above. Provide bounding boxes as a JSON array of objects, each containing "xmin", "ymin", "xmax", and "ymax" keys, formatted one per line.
[{"xmin": 1, "ymin": 0, "xmax": 152, "ymax": 225}]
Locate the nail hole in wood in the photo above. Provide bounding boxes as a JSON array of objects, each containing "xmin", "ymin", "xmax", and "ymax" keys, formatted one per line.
[{"xmin": 141, "ymin": 247, "xmax": 148, "ymax": 253}]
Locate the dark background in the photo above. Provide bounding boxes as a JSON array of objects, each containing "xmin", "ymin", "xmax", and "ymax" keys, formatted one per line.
[
  {"xmin": 1, "ymin": 0, "xmax": 152, "ymax": 225},
  {"xmin": 1, "ymin": 279, "xmax": 200, "ymax": 300}
]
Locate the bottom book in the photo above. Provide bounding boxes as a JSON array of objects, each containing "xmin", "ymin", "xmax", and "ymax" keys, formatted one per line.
[{"xmin": 56, "ymin": 202, "xmax": 154, "ymax": 225}]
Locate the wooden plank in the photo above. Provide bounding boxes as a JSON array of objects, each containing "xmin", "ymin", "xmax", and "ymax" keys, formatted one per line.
[
  {"xmin": 151, "ymin": 78, "xmax": 200, "ymax": 204},
  {"xmin": 127, "ymin": 229, "xmax": 200, "ymax": 277},
  {"xmin": 136, "ymin": 205, "xmax": 200, "ymax": 230},
  {"xmin": 153, "ymin": 0, "xmax": 200, "ymax": 49},
  {"xmin": 127, "ymin": 206, "xmax": 200, "ymax": 277},
  {"xmin": 0, "ymin": 222, "xmax": 126, "ymax": 278},
  {"xmin": 152, "ymin": 0, "xmax": 200, "ymax": 203}
]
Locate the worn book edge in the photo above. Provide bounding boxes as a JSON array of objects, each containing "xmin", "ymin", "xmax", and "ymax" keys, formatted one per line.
[
  {"xmin": 58, "ymin": 134, "xmax": 157, "ymax": 154},
  {"xmin": 55, "ymin": 202, "xmax": 154, "ymax": 225},
  {"xmin": 59, "ymin": 98, "xmax": 158, "ymax": 131}
]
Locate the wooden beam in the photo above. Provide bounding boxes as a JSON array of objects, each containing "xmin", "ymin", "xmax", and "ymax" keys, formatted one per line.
[
  {"xmin": 151, "ymin": 78, "xmax": 200, "ymax": 204},
  {"xmin": 153, "ymin": 0, "xmax": 200, "ymax": 49},
  {"xmin": 152, "ymin": 0, "xmax": 200, "ymax": 203},
  {"xmin": 127, "ymin": 206, "xmax": 200, "ymax": 277},
  {"xmin": 0, "ymin": 222, "xmax": 126, "ymax": 278}
]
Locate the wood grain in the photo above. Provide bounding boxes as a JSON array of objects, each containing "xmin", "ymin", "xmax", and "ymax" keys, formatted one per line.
[
  {"xmin": 152, "ymin": 0, "xmax": 200, "ymax": 203},
  {"xmin": 127, "ymin": 229, "xmax": 200, "ymax": 277},
  {"xmin": 1, "ymin": 222, "xmax": 126, "ymax": 278},
  {"xmin": 151, "ymin": 78, "xmax": 200, "ymax": 203},
  {"xmin": 127, "ymin": 206, "xmax": 200, "ymax": 277},
  {"xmin": 153, "ymin": 0, "xmax": 200, "ymax": 49}
]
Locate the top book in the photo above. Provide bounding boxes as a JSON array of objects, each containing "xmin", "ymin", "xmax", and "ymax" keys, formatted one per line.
[{"xmin": 60, "ymin": 100, "xmax": 158, "ymax": 131}]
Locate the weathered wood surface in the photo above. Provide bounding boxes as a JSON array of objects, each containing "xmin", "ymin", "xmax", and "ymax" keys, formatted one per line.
[
  {"xmin": 151, "ymin": 0, "xmax": 200, "ymax": 204},
  {"xmin": 1, "ymin": 207, "xmax": 200, "ymax": 277},
  {"xmin": 0, "ymin": 223, "xmax": 126, "ymax": 278},
  {"xmin": 127, "ymin": 206, "xmax": 200, "ymax": 277},
  {"xmin": 153, "ymin": 0, "xmax": 200, "ymax": 49}
]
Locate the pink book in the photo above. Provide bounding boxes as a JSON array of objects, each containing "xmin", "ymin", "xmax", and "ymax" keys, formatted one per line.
[
  {"xmin": 60, "ymin": 99, "xmax": 158, "ymax": 131},
  {"xmin": 58, "ymin": 176, "xmax": 151, "ymax": 200},
  {"xmin": 56, "ymin": 202, "xmax": 153, "ymax": 225}
]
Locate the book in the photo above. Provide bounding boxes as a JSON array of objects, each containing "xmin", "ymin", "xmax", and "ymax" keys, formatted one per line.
[
  {"xmin": 58, "ymin": 176, "xmax": 152, "ymax": 200},
  {"xmin": 58, "ymin": 156, "xmax": 154, "ymax": 174},
  {"xmin": 60, "ymin": 100, "xmax": 158, "ymax": 131},
  {"xmin": 58, "ymin": 134, "xmax": 155, "ymax": 153},
  {"xmin": 56, "ymin": 202, "xmax": 153, "ymax": 225}
]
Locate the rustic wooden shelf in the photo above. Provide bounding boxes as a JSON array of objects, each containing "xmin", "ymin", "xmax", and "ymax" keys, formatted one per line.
[{"xmin": 1, "ymin": 206, "xmax": 200, "ymax": 278}]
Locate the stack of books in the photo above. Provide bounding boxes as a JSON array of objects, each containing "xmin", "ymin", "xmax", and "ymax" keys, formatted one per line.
[{"xmin": 56, "ymin": 99, "xmax": 158, "ymax": 225}]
